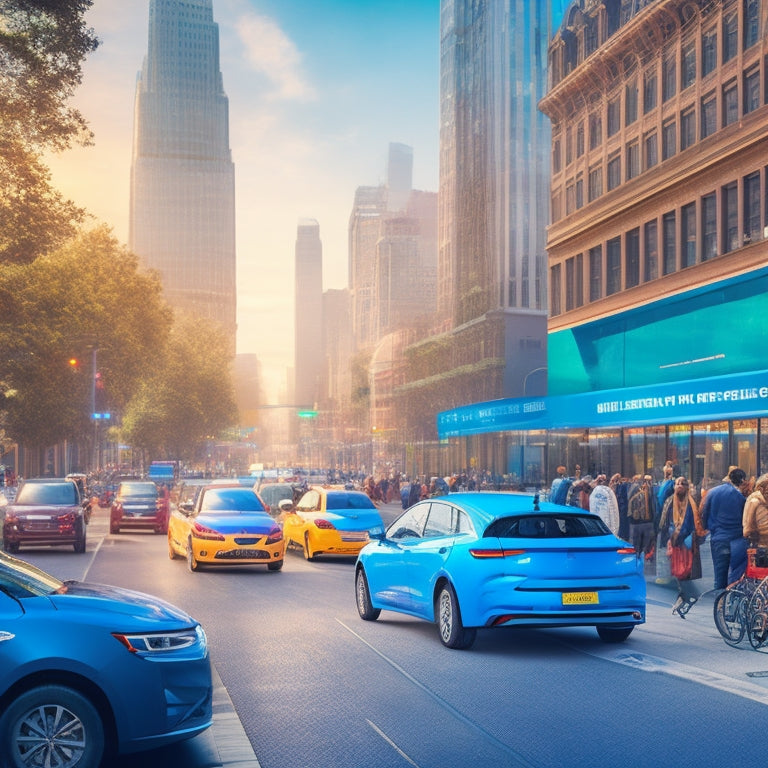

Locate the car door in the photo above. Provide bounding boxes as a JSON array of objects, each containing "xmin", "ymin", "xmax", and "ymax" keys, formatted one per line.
[
  {"xmin": 400, "ymin": 501, "xmax": 457, "ymax": 618},
  {"xmin": 285, "ymin": 489, "xmax": 318, "ymax": 543}
]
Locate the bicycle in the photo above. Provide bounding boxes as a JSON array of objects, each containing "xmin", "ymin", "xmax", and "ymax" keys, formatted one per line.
[{"xmin": 713, "ymin": 548, "xmax": 768, "ymax": 650}]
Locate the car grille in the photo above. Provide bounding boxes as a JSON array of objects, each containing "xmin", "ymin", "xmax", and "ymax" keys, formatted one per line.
[
  {"xmin": 340, "ymin": 531, "xmax": 369, "ymax": 542},
  {"xmin": 234, "ymin": 537, "xmax": 260, "ymax": 545},
  {"xmin": 215, "ymin": 549, "xmax": 270, "ymax": 560}
]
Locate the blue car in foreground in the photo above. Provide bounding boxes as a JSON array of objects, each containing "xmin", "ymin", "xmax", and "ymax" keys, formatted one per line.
[
  {"xmin": 355, "ymin": 492, "xmax": 646, "ymax": 649},
  {"xmin": 0, "ymin": 551, "xmax": 212, "ymax": 768}
]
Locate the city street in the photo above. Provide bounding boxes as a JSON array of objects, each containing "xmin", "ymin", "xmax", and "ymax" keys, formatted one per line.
[{"xmin": 15, "ymin": 501, "xmax": 768, "ymax": 768}]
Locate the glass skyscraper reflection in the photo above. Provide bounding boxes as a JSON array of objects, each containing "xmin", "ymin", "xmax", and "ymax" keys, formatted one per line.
[{"xmin": 129, "ymin": 0, "xmax": 236, "ymax": 345}]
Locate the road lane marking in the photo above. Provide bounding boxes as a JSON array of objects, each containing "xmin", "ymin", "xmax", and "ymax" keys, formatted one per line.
[
  {"xmin": 366, "ymin": 719, "xmax": 421, "ymax": 767},
  {"xmin": 336, "ymin": 619, "xmax": 544, "ymax": 768}
]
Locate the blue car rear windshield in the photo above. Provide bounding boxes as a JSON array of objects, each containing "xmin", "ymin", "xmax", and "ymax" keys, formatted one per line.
[
  {"xmin": 16, "ymin": 483, "xmax": 78, "ymax": 505},
  {"xmin": 484, "ymin": 514, "xmax": 610, "ymax": 539},
  {"xmin": 200, "ymin": 489, "xmax": 265, "ymax": 512},
  {"xmin": 325, "ymin": 492, "xmax": 375, "ymax": 510}
]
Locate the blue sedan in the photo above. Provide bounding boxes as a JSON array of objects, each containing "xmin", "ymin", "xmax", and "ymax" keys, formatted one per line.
[
  {"xmin": 355, "ymin": 492, "xmax": 646, "ymax": 649},
  {"xmin": 0, "ymin": 550, "xmax": 212, "ymax": 767}
]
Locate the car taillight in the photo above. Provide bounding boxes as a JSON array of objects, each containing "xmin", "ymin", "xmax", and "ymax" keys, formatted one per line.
[
  {"xmin": 617, "ymin": 546, "xmax": 636, "ymax": 555},
  {"xmin": 57, "ymin": 512, "xmax": 76, "ymax": 524},
  {"xmin": 314, "ymin": 519, "xmax": 335, "ymax": 530},
  {"xmin": 191, "ymin": 522, "xmax": 225, "ymax": 541},
  {"xmin": 265, "ymin": 526, "xmax": 283, "ymax": 544},
  {"xmin": 469, "ymin": 548, "xmax": 527, "ymax": 559}
]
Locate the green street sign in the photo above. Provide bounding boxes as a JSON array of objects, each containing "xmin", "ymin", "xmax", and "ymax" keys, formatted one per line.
[{"xmin": 297, "ymin": 410, "xmax": 318, "ymax": 418}]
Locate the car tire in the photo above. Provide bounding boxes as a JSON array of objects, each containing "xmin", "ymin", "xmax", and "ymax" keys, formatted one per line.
[
  {"xmin": 73, "ymin": 527, "xmax": 86, "ymax": 554},
  {"xmin": 303, "ymin": 532, "xmax": 316, "ymax": 561},
  {"xmin": 596, "ymin": 625, "xmax": 634, "ymax": 643},
  {"xmin": 267, "ymin": 559, "xmax": 284, "ymax": 572},
  {"xmin": 436, "ymin": 583, "xmax": 476, "ymax": 650},
  {"xmin": 187, "ymin": 538, "xmax": 201, "ymax": 572},
  {"xmin": 355, "ymin": 568, "xmax": 381, "ymax": 621},
  {"xmin": 168, "ymin": 534, "xmax": 179, "ymax": 560},
  {"xmin": 110, "ymin": 525, "xmax": 119, "ymax": 534},
  {"xmin": 0, "ymin": 684, "xmax": 105, "ymax": 768},
  {"xmin": 3, "ymin": 539, "xmax": 19, "ymax": 554}
]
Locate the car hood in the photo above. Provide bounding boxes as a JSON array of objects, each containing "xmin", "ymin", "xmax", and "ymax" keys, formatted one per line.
[
  {"xmin": 195, "ymin": 512, "xmax": 277, "ymax": 534},
  {"xmin": 47, "ymin": 581, "xmax": 195, "ymax": 625},
  {"xmin": 6, "ymin": 504, "xmax": 80, "ymax": 515}
]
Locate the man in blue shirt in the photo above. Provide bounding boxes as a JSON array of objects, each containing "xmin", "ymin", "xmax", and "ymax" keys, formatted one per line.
[{"xmin": 701, "ymin": 467, "xmax": 748, "ymax": 590}]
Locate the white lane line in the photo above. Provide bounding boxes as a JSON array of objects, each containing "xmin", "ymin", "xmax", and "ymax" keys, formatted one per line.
[
  {"xmin": 366, "ymin": 719, "xmax": 421, "ymax": 768},
  {"xmin": 336, "ymin": 619, "xmax": 543, "ymax": 768},
  {"xmin": 573, "ymin": 647, "xmax": 768, "ymax": 706}
]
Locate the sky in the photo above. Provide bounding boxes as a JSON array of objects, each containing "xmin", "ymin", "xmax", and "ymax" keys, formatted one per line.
[{"xmin": 46, "ymin": 0, "xmax": 440, "ymax": 399}]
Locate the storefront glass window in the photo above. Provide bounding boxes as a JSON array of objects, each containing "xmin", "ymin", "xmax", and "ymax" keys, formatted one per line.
[
  {"xmin": 759, "ymin": 420, "xmax": 768, "ymax": 477},
  {"xmin": 623, "ymin": 428, "xmax": 645, "ymax": 478},
  {"xmin": 693, "ymin": 421, "xmax": 729, "ymax": 494},
  {"xmin": 668, "ymin": 424, "xmax": 691, "ymax": 482},
  {"xmin": 646, "ymin": 426, "xmax": 667, "ymax": 480},
  {"xmin": 589, "ymin": 429, "xmax": 621, "ymax": 477},
  {"xmin": 734, "ymin": 419, "xmax": 757, "ymax": 480}
]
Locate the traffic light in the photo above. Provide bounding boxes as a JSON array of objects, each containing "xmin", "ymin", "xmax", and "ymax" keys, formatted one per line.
[{"xmin": 68, "ymin": 358, "xmax": 80, "ymax": 371}]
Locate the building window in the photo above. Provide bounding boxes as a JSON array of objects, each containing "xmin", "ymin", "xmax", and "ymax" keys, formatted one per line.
[
  {"xmin": 702, "ymin": 28, "xmax": 718, "ymax": 77},
  {"xmin": 565, "ymin": 254, "xmax": 584, "ymax": 311},
  {"xmin": 663, "ymin": 211, "xmax": 676, "ymax": 274},
  {"xmin": 575, "ymin": 178, "xmax": 583, "ymax": 210},
  {"xmin": 681, "ymin": 41, "xmax": 696, "ymax": 90},
  {"xmin": 744, "ymin": 0, "xmax": 760, "ymax": 50},
  {"xmin": 553, "ymin": 139, "xmax": 561, "ymax": 173},
  {"xmin": 625, "ymin": 81, "xmax": 638, "ymax": 125},
  {"xmin": 589, "ymin": 245, "xmax": 602, "ymax": 302},
  {"xmin": 723, "ymin": 80, "xmax": 739, "ymax": 126},
  {"xmin": 681, "ymin": 202, "xmax": 696, "ymax": 268},
  {"xmin": 644, "ymin": 131, "xmax": 658, "ymax": 170},
  {"xmin": 566, "ymin": 126, "xmax": 573, "ymax": 165},
  {"xmin": 644, "ymin": 219, "xmax": 658, "ymax": 281},
  {"xmin": 588, "ymin": 166, "xmax": 602, "ymax": 202},
  {"xmin": 723, "ymin": 182, "xmax": 739, "ymax": 253},
  {"xmin": 626, "ymin": 141, "xmax": 639, "ymax": 180},
  {"xmin": 681, "ymin": 107, "xmax": 696, "ymax": 151},
  {"xmin": 702, "ymin": 193, "xmax": 717, "ymax": 261},
  {"xmin": 744, "ymin": 172, "xmax": 761, "ymax": 242},
  {"xmin": 644, "ymin": 69, "xmax": 657, "ymax": 113},
  {"xmin": 663, "ymin": 54, "xmax": 677, "ymax": 101},
  {"xmin": 606, "ymin": 237, "xmax": 622, "ymax": 295},
  {"xmin": 701, "ymin": 93, "xmax": 717, "ymax": 139},
  {"xmin": 607, "ymin": 154, "xmax": 621, "ymax": 191},
  {"xmin": 550, "ymin": 263, "xmax": 561, "ymax": 316},
  {"xmin": 607, "ymin": 96, "xmax": 621, "ymax": 136},
  {"xmin": 625, "ymin": 228, "xmax": 640, "ymax": 289},
  {"xmin": 551, "ymin": 191, "xmax": 562, "ymax": 223},
  {"xmin": 576, "ymin": 122, "xmax": 585, "ymax": 157},
  {"xmin": 585, "ymin": 16, "xmax": 598, "ymax": 56},
  {"xmin": 566, "ymin": 182, "xmax": 576, "ymax": 215},
  {"xmin": 723, "ymin": 13, "xmax": 738, "ymax": 63},
  {"xmin": 745, "ymin": 67, "xmax": 761, "ymax": 114},
  {"xmin": 663, "ymin": 119, "xmax": 676, "ymax": 159},
  {"xmin": 589, "ymin": 113, "xmax": 602, "ymax": 150}
]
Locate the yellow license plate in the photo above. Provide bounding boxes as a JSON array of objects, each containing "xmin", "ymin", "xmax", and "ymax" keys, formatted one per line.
[{"xmin": 562, "ymin": 591, "xmax": 599, "ymax": 605}]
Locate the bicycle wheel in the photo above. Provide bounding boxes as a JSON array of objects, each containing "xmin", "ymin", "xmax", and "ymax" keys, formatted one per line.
[
  {"xmin": 714, "ymin": 587, "xmax": 748, "ymax": 646},
  {"xmin": 748, "ymin": 579, "xmax": 768, "ymax": 650}
]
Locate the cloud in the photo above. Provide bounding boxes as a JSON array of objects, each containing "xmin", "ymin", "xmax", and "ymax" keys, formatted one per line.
[{"xmin": 235, "ymin": 13, "xmax": 316, "ymax": 102}]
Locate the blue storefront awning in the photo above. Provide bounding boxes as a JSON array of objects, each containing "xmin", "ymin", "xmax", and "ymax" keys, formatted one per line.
[{"xmin": 437, "ymin": 369, "xmax": 768, "ymax": 438}]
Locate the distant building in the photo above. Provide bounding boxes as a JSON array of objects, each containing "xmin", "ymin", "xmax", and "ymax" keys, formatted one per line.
[
  {"xmin": 129, "ymin": 0, "xmax": 236, "ymax": 346},
  {"xmin": 294, "ymin": 220, "xmax": 323, "ymax": 411}
]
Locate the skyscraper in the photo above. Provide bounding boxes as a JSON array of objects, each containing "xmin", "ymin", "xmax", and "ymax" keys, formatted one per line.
[{"xmin": 129, "ymin": 0, "xmax": 236, "ymax": 345}]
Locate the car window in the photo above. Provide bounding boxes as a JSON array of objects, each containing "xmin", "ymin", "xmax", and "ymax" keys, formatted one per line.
[
  {"xmin": 325, "ymin": 492, "xmax": 375, "ymax": 510},
  {"xmin": 119, "ymin": 483, "xmax": 158, "ymax": 498},
  {"xmin": 296, "ymin": 490, "xmax": 319, "ymax": 512},
  {"xmin": 456, "ymin": 510, "xmax": 474, "ymax": 535},
  {"xmin": 16, "ymin": 483, "xmax": 78, "ymax": 506},
  {"xmin": 199, "ymin": 488, "xmax": 265, "ymax": 513},
  {"xmin": 424, "ymin": 502, "xmax": 454, "ymax": 537},
  {"xmin": 0, "ymin": 552, "xmax": 65, "ymax": 598},
  {"xmin": 484, "ymin": 514, "xmax": 610, "ymax": 539},
  {"xmin": 387, "ymin": 503, "xmax": 431, "ymax": 539}
]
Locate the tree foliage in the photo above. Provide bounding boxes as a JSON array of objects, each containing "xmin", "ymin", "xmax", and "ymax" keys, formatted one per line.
[
  {"xmin": 120, "ymin": 313, "xmax": 239, "ymax": 462},
  {"xmin": 0, "ymin": 0, "xmax": 99, "ymax": 262},
  {"xmin": 0, "ymin": 227, "xmax": 173, "ymax": 451}
]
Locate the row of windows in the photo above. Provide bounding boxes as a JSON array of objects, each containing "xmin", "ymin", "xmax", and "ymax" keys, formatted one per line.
[
  {"xmin": 550, "ymin": 168, "xmax": 767, "ymax": 316},
  {"xmin": 552, "ymin": 0, "xmax": 762, "ymax": 176},
  {"xmin": 554, "ymin": 56, "xmax": 766, "ymax": 220}
]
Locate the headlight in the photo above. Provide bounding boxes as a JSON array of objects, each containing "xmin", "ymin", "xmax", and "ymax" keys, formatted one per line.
[{"xmin": 113, "ymin": 625, "xmax": 207, "ymax": 659}]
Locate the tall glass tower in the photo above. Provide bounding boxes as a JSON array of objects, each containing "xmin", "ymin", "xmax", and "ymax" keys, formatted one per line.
[{"xmin": 129, "ymin": 0, "xmax": 236, "ymax": 345}]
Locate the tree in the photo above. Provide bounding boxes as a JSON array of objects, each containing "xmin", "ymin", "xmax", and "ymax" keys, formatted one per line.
[
  {"xmin": 0, "ymin": 227, "xmax": 173, "ymax": 457},
  {"xmin": 120, "ymin": 313, "xmax": 238, "ymax": 463},
  {"xmin": 0, "ymin": 0, "xmax": 99, "ymax": 262}
]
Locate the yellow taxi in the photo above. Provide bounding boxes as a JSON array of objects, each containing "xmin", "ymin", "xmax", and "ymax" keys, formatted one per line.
[
  {"xmin": 168, "ymin": 484, "xmax": 284, "ymax": 572},
  {"xmin": 283, "ymin": 486, "xmax": 385, "ymax": 561}
]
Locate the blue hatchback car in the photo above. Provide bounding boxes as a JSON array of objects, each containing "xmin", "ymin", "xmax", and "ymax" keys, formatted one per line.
[
  {"xmin": 0, "ymin": 551, "xmax": 212, "ymax": 767},
  {"xmin": 355, "ymin": 492, "xmax": 646, "ymax": 649}
]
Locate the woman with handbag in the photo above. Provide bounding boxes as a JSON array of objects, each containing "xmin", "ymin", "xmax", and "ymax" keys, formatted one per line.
[{"xmin": 659, "ymin": 476, "xmax": 708, "ymax": 618}]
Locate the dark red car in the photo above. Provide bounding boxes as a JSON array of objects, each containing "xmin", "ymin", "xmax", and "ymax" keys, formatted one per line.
[
  {"xmin": 2, "ymin": 478, "xmax": 87, "ymax": 553},
  {"xmin": 110, "ymin": 481, "xmax": 169, "ymax": 534}
]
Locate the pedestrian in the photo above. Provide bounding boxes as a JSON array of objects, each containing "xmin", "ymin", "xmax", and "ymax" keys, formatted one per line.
[
  {"xmin": 656, "ymin": 462, "xmax": 674, "ymax": 511},
  {"xmin": 659, "ymin": 477, "xmax": 707, "ymax": 618},
  {"xmin": 627, "ymin": 474, "xmax": 656, "ymax": 560},
  {"xmin": 589, "ymin": 474, "xmax": 620, "ymax": 535},
  {"xmin": 700, "ymin": 467, "xmax": 748, "ymax": 591},
  {"xmin": 743, "ymin": 473, "xmax": 768, "ymax": 548},
  {"xmin": 550, "ymin": 465, "xmax": 567, "ymax": 501}
]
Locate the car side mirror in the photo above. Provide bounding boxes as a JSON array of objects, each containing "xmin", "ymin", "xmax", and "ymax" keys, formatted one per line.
[{"xmin": 179, "ymin": 501, "xmax": 194, "ymax": 514}]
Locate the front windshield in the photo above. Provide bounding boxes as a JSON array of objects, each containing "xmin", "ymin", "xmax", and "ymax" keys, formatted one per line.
[{"xmin": 0, "ymin": 550, "xmax": 66, "ymax": 598}]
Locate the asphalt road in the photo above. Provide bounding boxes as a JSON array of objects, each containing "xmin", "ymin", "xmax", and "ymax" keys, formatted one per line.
[{"xmin": 10, "ymin": 500, "xmax": 768, "ymax": 768}]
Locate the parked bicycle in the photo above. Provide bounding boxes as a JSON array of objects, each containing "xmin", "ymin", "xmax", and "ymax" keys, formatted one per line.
[{"xmin": 713, "ymin": 547, "xmax": 768, "ymax": 651}]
